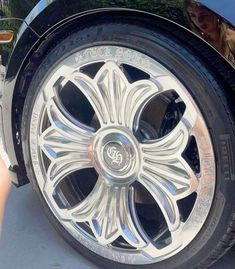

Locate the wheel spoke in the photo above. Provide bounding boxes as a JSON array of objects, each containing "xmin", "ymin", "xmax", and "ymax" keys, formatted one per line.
[
  {"xmin": 139, "ymin": 108, "xmax": 199, "ymax": 231},
  {"xmin": 154, "ymin": 75, "xmax": 185, "ymax": 93},
  {"xmin": 139, "ymin": 173, "xmax": 181, "ymax": 232},
  {"xmin": 39, "ymin": 98, "xmax": 94, "ymax": 195},
  {"xmin": 70, "ymin": 61, "xmax": 130, "ymax": 126},
  {"xmin": 123, "ymin": 79, "xmax": 160, "ymax": 131},
  {"xmin": 69, "ymin": 177, "xmax": 106, "ymax": 219},
  {"xmin": 141, "ymin": 107, "xmax": 198, "ymax": 194},
  {"xmin": 70, "ymin": 61, "xmax": 162, "ymax": 131},
  {"xmin": 94, "ymin": 61, "xmax": 129, "ymax": 126},
  {"xmin": 67, "ymin": 179, "xmax": 147, "ymax": 248},
  {"xmin": 70, "ymin": 73, "xmax": 110, "ymax": 127},
  {"xmin": 117, "ymin": 186, "xmax": 147, "ymax": 248},
  {"xmin": 43, "ymin": 65, "xmax": 74, "ymax": 101},
  {"xmin": 70, "ymin": 178, "xmax": 120, "ymax": 244}
]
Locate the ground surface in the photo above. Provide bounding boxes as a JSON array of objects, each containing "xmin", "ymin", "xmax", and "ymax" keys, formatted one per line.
[{"xmin": 0, "ymin": 184, "xmax": 235, "ymax": 269}]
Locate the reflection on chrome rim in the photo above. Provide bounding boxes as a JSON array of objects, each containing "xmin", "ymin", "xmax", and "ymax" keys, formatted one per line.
[{"xmin": 29, "ymin": 46, "xmax": 215, "ymax": 264}]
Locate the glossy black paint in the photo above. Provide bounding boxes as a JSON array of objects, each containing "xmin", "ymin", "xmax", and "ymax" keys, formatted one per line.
[
  {"xmin": 1, "ymin": 0, "xmax": 234, "ymax": 67},
  {"xmin": 0, "ymin": 0, "xmax": 235, "ymax": 186}
]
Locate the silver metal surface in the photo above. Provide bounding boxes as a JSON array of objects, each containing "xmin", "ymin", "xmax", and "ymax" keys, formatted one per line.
[{"xmin": 29, "ymin": 46, "xmax": 215, "ymax": 264}]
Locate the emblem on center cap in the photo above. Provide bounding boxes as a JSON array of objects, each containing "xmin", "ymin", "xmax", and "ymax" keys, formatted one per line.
[
  {"xmin": 107, "ymin": 146, "xmax": 123, "ymax": 166},
  {"xmin": 103, "ymin": 142, "xmax": 127, "ymax": 171}
]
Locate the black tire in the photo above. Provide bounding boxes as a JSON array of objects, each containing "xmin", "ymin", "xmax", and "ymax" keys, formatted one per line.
[{"xmin": 22, "ymin": 23, "xmax": 235, "ymax": 269}]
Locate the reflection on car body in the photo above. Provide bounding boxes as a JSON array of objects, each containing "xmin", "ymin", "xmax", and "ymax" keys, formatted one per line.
[{"xmin": 185, "ymin": 0, "xmax": 235, "ymax": 65}]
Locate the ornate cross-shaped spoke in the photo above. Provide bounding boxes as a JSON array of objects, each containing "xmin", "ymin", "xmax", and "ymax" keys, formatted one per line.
[
  {"xmin": 122, "ymin": 79, "xmax": 161, "ymax": 132},
  {"xmin": 43, "ymin": 65, "xmax": 74, "ymax": 101},
  {"xmin": 70, "ymin": 61, "xmax": 161, "ymax": 130},
  {"xmin": 39, "ymin": 98, "xmax": 94, "ymax": 196},
  {"xmin": 66, "ymin": 177, "xmax": 148, "ymax": 248},
  {"xmin": 139, "ymin": 110, "xmax": 199, "ymax": 232},
  {"xmin": 154, "ymin": 75, "xmax": 185, "ymax": 93}
]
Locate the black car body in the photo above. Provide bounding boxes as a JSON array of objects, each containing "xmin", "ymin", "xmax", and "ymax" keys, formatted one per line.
[{"xmin": 0, "ymin": 1, "xmax": 235, "ymax": 269}]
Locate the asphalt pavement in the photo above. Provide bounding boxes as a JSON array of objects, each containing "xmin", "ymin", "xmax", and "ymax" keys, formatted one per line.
[{"xmin": 0, "ymin": 184, "xmax": 235, "ymax": 269}]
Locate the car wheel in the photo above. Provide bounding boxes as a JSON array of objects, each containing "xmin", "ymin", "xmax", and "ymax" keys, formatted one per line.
[{"xmin": 22, "ymin": 23, "xmax": 235, "ymax": 269}]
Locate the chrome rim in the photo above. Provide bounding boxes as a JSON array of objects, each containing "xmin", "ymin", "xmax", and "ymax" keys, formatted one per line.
[{"xmin": 29, "ymin": 46, "xmax": 215, "ymax": 264}]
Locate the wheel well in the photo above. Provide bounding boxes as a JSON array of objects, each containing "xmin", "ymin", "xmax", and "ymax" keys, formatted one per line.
[{"xmin": 12, "ymin": 9, "xmax": 235, "ymax": 184}]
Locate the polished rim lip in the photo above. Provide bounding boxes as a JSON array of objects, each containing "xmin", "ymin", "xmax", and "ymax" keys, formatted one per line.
[{"xmin": 29, "ymin": 45, "xmax": 216, "ymax": 264}]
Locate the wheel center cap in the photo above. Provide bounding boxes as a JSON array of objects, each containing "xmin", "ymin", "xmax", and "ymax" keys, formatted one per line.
[{"xmin": 93, "ymin": 128, "xmax": 140, "ymax": 184}]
